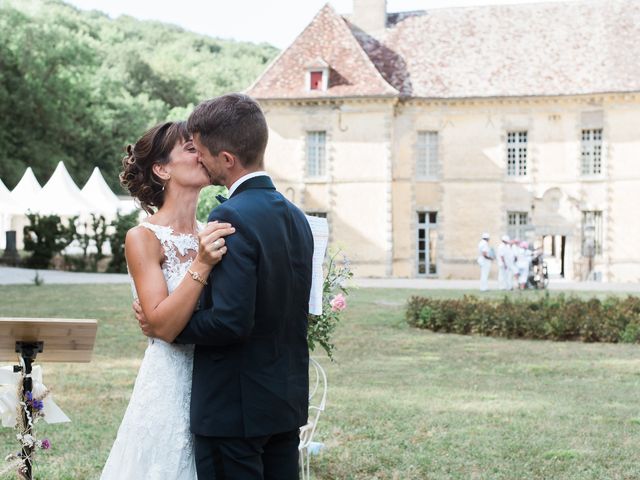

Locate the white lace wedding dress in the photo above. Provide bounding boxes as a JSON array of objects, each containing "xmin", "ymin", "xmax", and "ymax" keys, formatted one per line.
[{"xmin": 100, "ymin": 222, "xmax": 200, "ymax": 480}]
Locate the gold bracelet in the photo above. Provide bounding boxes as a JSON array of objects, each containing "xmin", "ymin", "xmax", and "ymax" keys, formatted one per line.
[{"xmin": 187, "ymin": 268, "xmax": 208, "ymax": 286}]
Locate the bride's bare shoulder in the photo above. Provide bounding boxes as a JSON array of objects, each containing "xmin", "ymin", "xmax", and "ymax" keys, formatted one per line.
[
  {"xmin": 125, "ymin": 224, "xmax": 163, "ymax": 260},
  {"xmin": 127, "ymin": 224, "xmax": 154, "ymax": 240}
]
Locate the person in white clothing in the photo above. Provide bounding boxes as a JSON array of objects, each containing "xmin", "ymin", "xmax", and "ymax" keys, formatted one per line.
[
  {"xmin": 497, "ymin": 235, "xmax": 515, "ymax": 290},
  {"xmin": 477, "ymin": 232, "xmax": 493, "ymax": 291},
  {"xmin": 515, "ymin": 241, "xmax": 532, "ymax": 289}
]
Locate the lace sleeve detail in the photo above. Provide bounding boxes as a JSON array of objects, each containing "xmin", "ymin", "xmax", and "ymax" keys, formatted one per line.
[{"xmin": 138, "ymin": 222, "xmax": 199, "ymax": 294}]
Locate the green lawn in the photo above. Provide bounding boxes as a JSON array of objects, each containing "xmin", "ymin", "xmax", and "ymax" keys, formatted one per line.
[{"xmin": 1, "ymin": 285, "xmax": 640, "ymax": 479}]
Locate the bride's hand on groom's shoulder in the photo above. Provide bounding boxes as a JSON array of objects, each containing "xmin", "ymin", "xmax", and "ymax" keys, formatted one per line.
[{"xmin": 196, "ymin": 221, "xmax": 236, "ymax": 267}]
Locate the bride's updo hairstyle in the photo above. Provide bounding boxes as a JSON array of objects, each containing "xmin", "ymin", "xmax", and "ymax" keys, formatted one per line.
[{"xmin": 120, "ymin": 121, "xmax": 189, "ymax": 214}]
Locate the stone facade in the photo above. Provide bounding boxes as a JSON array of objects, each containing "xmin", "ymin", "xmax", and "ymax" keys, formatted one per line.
[{"xmin": 248, "ymin": 1, "xmax": 640, "ymax": 281}]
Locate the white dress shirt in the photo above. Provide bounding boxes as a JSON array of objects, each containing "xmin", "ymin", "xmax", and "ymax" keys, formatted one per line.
[
  {"xmin": 477, "ymin": 239, "xmax": 490, "ymax": 265},
  {"xmin": 228, "ymin": 171, "xmax": 270, "ymax": 197}
]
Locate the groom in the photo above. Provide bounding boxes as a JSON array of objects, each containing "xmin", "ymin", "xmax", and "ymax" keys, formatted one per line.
[{"xmin": 178, "ymin": 93, "xmax": 313, "ymax": 478}]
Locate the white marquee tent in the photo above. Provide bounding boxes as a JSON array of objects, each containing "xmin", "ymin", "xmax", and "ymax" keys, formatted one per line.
[
  {"xmin": 4, "ymin": 168, "xmax": 43, "ymax": 250},
  {"xmin": 0, "ymin": 178, "xmax": 20, "ymax": 213},
  {"xmin": 0, "ymin": 179, "xmax": 21, "ymax": 249},
  {"xmin": 10, "ymin": 167, "xmax": 42, "ymax": 212},
  {"xmin": 1, "ymin": 163, "xmax": 140, "ymax": 252},
  {"xmin": 29, "ymin": 161, "xmax": 99, "ymax": 216},
  {"xmin": 81, "ymin": 167, "xmax": 122, "ymax": 216}
]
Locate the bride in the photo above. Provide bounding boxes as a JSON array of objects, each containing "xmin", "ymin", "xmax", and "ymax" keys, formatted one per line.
[{"xmin": 100, "ymin": 121, "xmax": 235, "ymax": 479}]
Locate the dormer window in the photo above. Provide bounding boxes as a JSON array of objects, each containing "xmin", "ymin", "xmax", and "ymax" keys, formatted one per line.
[
  {"xmin": 310, "ymin": 71, "xmax": 324, "ymax": 90},
  {"xmin": 306, "ymin": 57, "xmax": 329, "ymax": 91}
]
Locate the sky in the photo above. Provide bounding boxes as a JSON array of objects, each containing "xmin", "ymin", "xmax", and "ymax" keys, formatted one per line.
[{"xmin": 65, "ymin": 0, "xmax": 569, "ymax": 49}]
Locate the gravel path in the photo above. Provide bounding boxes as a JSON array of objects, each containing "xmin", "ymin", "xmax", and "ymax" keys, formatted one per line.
[
  {"xmin": 0, "ymin": 266, "xmax": 129, "ymax": 285},
  {"xmin": 1, "ymin": 266, "xmax": 637, "ymax": 292}
]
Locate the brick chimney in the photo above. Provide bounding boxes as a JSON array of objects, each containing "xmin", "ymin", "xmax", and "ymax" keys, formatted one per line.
[{"xmin": 352, "ymin": 0, "xmax": 387, "ymax": 34}]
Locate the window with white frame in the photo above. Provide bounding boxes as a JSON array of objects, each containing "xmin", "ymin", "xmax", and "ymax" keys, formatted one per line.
[
  {"xmin": 309, "ymin": 71, "xmax": 324, "ymax": 90},
  {"xmin": 581, "ymin": 210, "xmax": 603, "ymax": 256},
  {"xmin": 306, "ymin": 131, "xmax": 326, "ymax": 178},
  {"xmin": 506, "ymin": 131, "xmax": 528, "ymax": 176},
  {"xmin": 416, "ymin": 131, "xmax": 438, "ymax": 178},
  {"xmin": 417, "ymin": 211, "xmax": 438, "ymax": 275},
  {"xmin": 581, "ymin": 129, "xmax": 603, "ymax": 175},
  {"xmin": 507, "ymin": 211, "xmax": 529, "ymax": 241}
]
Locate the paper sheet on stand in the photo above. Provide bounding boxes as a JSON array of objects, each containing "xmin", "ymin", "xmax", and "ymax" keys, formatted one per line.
[{"xmin": 306, "ymin": 215, "xmax": 329, "ymax": 315}]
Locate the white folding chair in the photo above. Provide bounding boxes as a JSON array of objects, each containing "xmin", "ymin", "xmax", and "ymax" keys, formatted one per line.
[{"xmin": 299, "ymin": 357, "xmax": 327, "ymax": 480}]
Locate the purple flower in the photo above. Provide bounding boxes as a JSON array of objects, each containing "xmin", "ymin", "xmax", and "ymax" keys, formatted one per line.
[
  {"xmin": 25, "ymin": 392, "xmax": 44, "ymax": 411},
  {"xmin": 40, "ymin": 439, "xmax": 50, "ymax": 450}
]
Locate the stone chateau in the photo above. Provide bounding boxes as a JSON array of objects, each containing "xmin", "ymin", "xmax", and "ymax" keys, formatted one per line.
[{"xmin": 247, "ymin": 0, "xmax": 640, "ymax": 281}]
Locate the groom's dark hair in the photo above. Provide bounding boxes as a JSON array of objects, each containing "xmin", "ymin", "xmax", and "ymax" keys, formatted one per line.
[{"xmin": 188, "ymin": 93, "xmax": 268, "ymax": 168}]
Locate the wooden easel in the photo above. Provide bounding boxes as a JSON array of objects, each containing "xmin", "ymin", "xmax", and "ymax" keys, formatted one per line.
[{"xmin": 0, "ymin": 318, "xmax": 98, "ymax": 480}]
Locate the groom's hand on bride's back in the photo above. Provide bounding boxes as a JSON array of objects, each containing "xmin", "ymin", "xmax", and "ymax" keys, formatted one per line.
[{"xmin": 195, "ymin": 221, "xmax": 236, "ymax": 266}]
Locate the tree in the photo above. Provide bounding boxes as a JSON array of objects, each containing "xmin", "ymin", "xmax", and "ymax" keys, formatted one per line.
[
  {"xmin": 197, "ymin": 186, "xmax": 229, "ymax": 222},
  {"xmin": 107, "ymin": 210, "xmax": 140, "ymax": 273},
  {"xmin": 23, "ymin": 213, "xmax": 76, "ymax": 269},
  {"xmin": 0, "ymin": 0, "xmax": 278, "ymax": 193}
]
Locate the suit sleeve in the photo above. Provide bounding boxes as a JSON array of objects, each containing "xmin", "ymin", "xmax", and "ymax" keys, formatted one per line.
[{"xmin": 174, "ymin": 205, "xmax": 257, "ymax": 346}]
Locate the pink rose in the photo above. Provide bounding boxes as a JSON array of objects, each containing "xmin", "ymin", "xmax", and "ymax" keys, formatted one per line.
[{"xmin": 330, "ymin": 293, "xmax": 347, "ymax": 312}]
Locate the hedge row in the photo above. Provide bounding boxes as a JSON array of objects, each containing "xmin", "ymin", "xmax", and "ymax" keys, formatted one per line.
[{"xmin": 406, "ymin": 294, "xmax": 640, "ymax": 343}]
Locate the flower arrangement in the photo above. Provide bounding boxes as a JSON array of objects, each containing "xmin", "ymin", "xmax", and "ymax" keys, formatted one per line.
[
  {"xmin": 307, "ymin": 251, "xmax": 353, "ymax": 361},
  {"xmin": 1, "ymin": 369, "xmax": 52, "ymax": 479}
]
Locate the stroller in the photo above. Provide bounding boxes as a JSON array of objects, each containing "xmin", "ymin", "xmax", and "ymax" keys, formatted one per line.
[{"xmin": 528, "ymin": 250, "xmax": 549, "ymax": 289}]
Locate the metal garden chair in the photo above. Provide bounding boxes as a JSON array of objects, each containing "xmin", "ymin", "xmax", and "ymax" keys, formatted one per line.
[{"xmin": 299, "ymin": 357, "xmax": 327, "ymax": 480}]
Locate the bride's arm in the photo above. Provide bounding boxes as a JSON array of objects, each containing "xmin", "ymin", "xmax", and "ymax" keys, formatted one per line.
[{"xmin": 126, "ymin": 222, "xmax": 235, "ymax": 343}]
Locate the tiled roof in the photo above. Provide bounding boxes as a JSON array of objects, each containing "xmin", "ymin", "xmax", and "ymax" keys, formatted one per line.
[
  {"xmin": 247, "ymin": 4, "xmax": 397, "ymax": 99},
  {"xmin": 249, "ymin": 0, "xmax": 640, "ymax": 100}
]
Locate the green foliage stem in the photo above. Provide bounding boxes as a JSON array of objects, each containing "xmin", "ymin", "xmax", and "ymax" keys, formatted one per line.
[{"xmin": 307, "ymin": 252, "xmax": 353, "ymax": 360}]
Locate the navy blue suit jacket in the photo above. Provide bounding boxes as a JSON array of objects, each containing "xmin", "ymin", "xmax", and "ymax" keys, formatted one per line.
[{"xmin": 175, "ymin": 175, "xmax": 314, "ymax": 438}]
